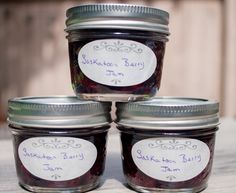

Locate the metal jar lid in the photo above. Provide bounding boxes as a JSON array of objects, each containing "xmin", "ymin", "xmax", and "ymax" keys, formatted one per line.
[
  {"xmin": 65, "ymin": 4, "xmax": 169, "ymax": 35},
  {"xmin": 8, "ymin": 96, "xmax": 111, "ymax": 129},
  {"xmin": 116, "ymin": 97, "xmax": 219, "ymax": 130}
]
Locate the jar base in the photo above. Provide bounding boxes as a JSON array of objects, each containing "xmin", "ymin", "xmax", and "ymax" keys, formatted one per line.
[
  {"xmin": 127, "ymin": 181, "xmax": 207, "ymax": 193},
  {"xmin": 76, "ymin": 93, "xmax": 154, "ymax": 102},
  {"xmin": 20, "ymin": 180, "xmax": 100, "ymax": 193}
]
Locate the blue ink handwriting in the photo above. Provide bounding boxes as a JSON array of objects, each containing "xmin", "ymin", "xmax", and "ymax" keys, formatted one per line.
[
  {"xmin": 61, "ymin": 152, "xmax": 84, "ymax": 160},
  {"xmin": 161, "ymin": 166, "xmax": 181, "ymax": 173},
  {"xmin": 81, "ymin": 54, "xmax": 118, "ymax": 68},
  {"xmin": 136, "ymin": 149, "xmax": 177, "ymax": 164},
  {"xmin": 106, "ymin": 70, "xmax": 124, "ymax": 77},
  {"xmin": 122, "ymin": 58, "xmax": 144, "ymax": 70},
  {"xmin": 43, "ymin": 164, "xmax": 63, "ymax": 172},
  {"xmin": 179, "ymin": 154, "xmax": 201, "ymax": 163},
  {"xmin": 162, "ymin": 157, "xmax": 176, "ymax": 164},
  {"xmin": 136, "ymin": 149, "xmax": 161, "ymax": 163},
  {"xmin": 22, "ymin": 148, "xmax": 56, "ymax": 161},
  {"xmin": 81, "ymin": 54, "xmax": 145, "ymax": 71}
]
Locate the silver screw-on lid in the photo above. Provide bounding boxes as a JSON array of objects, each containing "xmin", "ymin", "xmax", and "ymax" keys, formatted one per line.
[
  {"xmin": 65, "ymin": 4, "xmax": 169, "ymax": 35},
  {"xmin": 116, "ymin": 97, "xmax": 219, "ymax": 130},
  {"xmin": 8, "ymin": 96, "xmax": 111, "ymax": 129}
]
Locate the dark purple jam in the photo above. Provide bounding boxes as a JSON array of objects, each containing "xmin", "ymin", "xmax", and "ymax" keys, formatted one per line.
[
  {"xmin": 10, "ymin": 125, "xmax": 109, "ymax": 192},
  {"xmin": 118, "ymin": 126, "xmax": 217, "ymax": 192},
  {"xmin": 67, "ymin": 29, "xmax": 166, "ymax": 100}
]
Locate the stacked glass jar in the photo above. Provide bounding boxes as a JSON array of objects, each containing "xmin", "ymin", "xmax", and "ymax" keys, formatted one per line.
[{"xmin": 8, "ymin": 4, "xmax": 219, "ymax": 193}]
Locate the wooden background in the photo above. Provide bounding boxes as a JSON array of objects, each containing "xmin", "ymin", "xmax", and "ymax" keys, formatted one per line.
[{"xmin": 0, "ymin": 0, "xmax": 236, "ymax": 122}]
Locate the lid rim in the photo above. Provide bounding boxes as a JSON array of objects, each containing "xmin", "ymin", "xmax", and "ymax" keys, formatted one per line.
[
  {"xmin": 116, "ymin": 97, "xmax": 220, "ymax": 130},
  {"xmin": 8, "ymin": 119, "xmax": 111, "ymax": 129},
  {"xmin": 66, "ymin": 3, "xmax": 169, "ymax": 18},
  {"xmin": 66, "ymin": 4, "xmax": 169, "ymax": 35},
  {"xmin": 8, "ymin": 96, "xmax": 112, "ymax": 128},
  {"xmin": 116, "ymin": 123, "xmax": 220, "ymax": 131}
]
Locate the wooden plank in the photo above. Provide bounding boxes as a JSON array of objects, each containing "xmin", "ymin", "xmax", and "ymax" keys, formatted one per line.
[
  {"xmin": 222, "ymin": 0, "xmax": 236, "ymax": 117},
  {"xmin": 0, "ymin": 0, "xmax": 226, "ymax": 120},
  {"xmin": 155, "ymin": 0, "xmax": 223, "ymax": 103},
  {"xmin": 0, "ymin": 1, "xmax": 75, "ymax": 122}
]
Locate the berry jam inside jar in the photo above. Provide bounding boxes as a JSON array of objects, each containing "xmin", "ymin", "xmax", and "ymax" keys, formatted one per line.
[
  {"xmin": 8, "ymin": 96, "xmax": 111, "ymax": 193},
  {"xmin": 65, "ymin": 4, "xmax": 169, "ymax": 101},
  {"xmin": 116, "ymin": 97, "xmax": 219, "ymax": 193}
]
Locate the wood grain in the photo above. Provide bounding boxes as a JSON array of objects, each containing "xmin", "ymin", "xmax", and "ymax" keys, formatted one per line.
[
  {"xmin": 0, "ymin": 0, "xmax": 234, "ymax": 121},
  {"xmin": 222, "ymin": 0, "xmax": 236, "ymax": 117}
]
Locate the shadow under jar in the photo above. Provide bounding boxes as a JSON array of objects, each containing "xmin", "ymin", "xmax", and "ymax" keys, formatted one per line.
[
  {"xmin": 8, "ymin": 96, "xmax": 111, "ymax": 193},
  {"xmin": 65, "ymin": 4, "xmax": 170, "ymax": 102},
  {"xmin": 116, "ymin": 97, "xmax": 219, "ymax": 193}
]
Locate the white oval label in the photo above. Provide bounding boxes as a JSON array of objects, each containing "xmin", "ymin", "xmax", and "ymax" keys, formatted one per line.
[
  {"xmin": 18, "ymin": 137, "xmax": 97, "ymax": 181},
  {"xmin": 78, "ymin": 39, "xmax": 157, "ymax": 87},
  {"xmin": 131, "ymin": 138, "xmax": 210, "ymax": 182}
]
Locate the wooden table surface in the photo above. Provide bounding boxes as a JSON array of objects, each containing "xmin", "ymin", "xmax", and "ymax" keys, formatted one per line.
[{"xmin": 0, "ymin": 118, "xmax": 236, "ymax": 193}]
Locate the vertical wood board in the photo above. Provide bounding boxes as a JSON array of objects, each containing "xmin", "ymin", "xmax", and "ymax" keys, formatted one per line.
[{"xmin": 0, "ymin": 0, "xmax": 228, "ymax": 120}]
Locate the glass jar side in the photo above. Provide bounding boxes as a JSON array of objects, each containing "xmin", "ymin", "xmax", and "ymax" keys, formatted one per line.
[
  {"xmin": 9, "ymin": 124, "xmax": 110, "ymax": 193},
  {"xmin": 117, "ymin": 126, "xmax": 218, "ymax": 193},
  {"xmin": 67, "ymin": 29, "xmax": 167, "ymax": 101}
]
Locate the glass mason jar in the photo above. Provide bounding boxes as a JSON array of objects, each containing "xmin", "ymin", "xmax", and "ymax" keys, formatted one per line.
[
  {"xmin": 8, "ymin": 96, "xmax": 111, "ymax": 193},
  {"xmin": 65, "ymin": 4, "xmax": 170, "ymax": 102},
  {"xmin": 116, "ymin": 97, "xmax": 219, "ymax": 193}
]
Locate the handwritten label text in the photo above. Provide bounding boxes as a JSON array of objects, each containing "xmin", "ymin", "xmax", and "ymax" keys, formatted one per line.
[
  {"xmin": 18, "ymin": 137, "xmax": 97, "ymax": 181},
  {"xmin": 78, "ymin": 39, "xmax": 157, "ymax": 86},
  {"xmin": 131, "ymin": 138, "xmax": 210, "ymax": 182}
]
